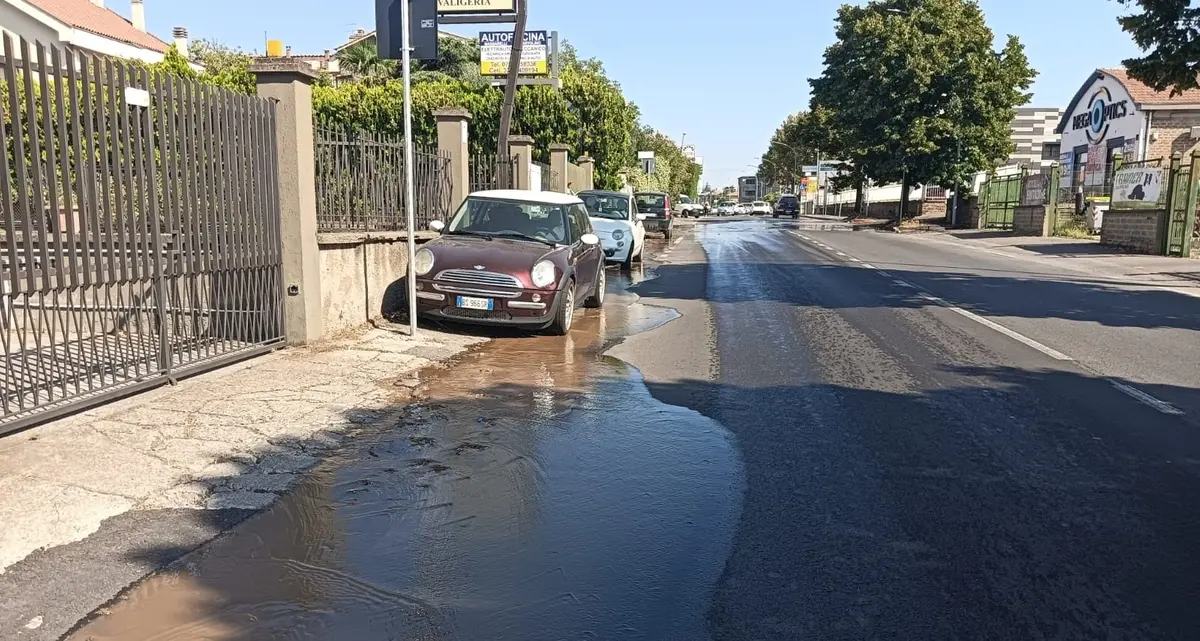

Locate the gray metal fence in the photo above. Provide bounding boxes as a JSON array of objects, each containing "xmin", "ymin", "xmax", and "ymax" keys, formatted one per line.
[
  {"xmin": 314, "ymin": 128, "xmax": 451, "ymax": 232},
  {"xmin": 469, "ymin": 153, "xmax": 515, "ymax": 193},
  {"xmin": 0, "ymin": 35, "xmax": 284, "ymax": 434}
]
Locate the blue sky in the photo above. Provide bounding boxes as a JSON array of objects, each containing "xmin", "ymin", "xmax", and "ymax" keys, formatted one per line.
[{"xmin": 139, "ymin": 0, "xmax": 1143, "ymax": 187}]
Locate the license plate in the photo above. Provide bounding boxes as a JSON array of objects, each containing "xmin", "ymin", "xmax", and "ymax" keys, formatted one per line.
[{"xmin": 456, "ymin": 296, "xmax": 493, "ymax": 310}]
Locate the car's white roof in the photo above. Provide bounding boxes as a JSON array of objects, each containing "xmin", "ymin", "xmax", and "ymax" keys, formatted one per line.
[{"xmin": 469, "ymin": 189, "xmax": 583, "ymax": 205}]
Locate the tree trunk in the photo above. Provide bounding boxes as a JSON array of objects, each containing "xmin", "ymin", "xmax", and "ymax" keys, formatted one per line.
[
  {"xmin": 899, "ymin": 176, "xmax": 911, "ymax": 225},
  {"xmin": 854, "ymin": 180, "xmax": 865, "ymax": 217}
]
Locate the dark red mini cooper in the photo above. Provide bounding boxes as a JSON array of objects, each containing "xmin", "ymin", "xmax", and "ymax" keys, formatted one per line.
[{"xmin": 413, "ymin": 190, "xmax": 606, "ymax": 335}]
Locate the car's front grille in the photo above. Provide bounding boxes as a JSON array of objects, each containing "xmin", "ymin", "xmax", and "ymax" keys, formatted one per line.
[
  {"xmin": 435, "ymin": 269, "xmax": 522, "ymax": 289},
  {"xmin": 441, "ymin": 307, "xmax": 513, "ymax": 321}
]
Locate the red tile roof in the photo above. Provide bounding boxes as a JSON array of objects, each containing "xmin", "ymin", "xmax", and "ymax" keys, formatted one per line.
[
  {"xmin": 25, "ymin": 0, "xmax": 169, "ymax": 53},
  {"xmin": 1101, "ymin": 68, "xmax": 1200, "ymax": 106}
]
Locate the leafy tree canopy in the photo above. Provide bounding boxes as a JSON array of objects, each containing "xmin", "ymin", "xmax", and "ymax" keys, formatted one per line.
[
  {"xmin": 809, "ymin": 0, "xmax": 1035, "ymax": 191},
  {"xmin": 1115, "ymin": 0, "xmax": 1200, "ymax": 95}
]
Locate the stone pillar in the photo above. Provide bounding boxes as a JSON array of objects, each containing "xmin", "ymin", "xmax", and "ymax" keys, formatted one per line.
[
  {"xmin": 433, "ymin": 108, "xmax": 471, "ymax": 212},
  {"xmin": 509, "ymin": 135, "xmax": 534, "ymax": 190},
  {"xmin": 577, "ymin": 156, "xmax": 596, "ymax": 191},
  {"xmin": 250, "ymin": 58, "xmax": 323, "ymax": 345},
  {"xmin": 549, "ymin": 143, "xmax": 570, "ymax": 193}
]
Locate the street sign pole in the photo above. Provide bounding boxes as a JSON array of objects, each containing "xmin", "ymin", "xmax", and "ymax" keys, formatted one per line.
[
  {"xmin": 401, "ymin": 0, "xmax": 418, "ymax": 337},
  {"xmin": 496, "ymin": 0, "xmax": 527, "ymax": 168}
]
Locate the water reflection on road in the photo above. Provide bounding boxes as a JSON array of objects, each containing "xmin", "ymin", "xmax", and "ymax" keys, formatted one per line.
[{"xmin": 69, "ymin": 259, "xmax": 743, "ymax": 641}]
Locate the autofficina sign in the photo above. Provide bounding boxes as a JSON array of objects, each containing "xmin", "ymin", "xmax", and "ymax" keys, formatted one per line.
[{"xmin": 1060, "ymin": 72, "xmax": 1143, "ymax": 155}]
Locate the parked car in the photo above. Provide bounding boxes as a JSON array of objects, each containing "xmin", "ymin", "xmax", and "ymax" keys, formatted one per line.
[
  {"xmin": 737, "ymin": 203, "xmax": 753, "ymax": 215},
  {"xmin": 579, "ymin": 189, "xmax": 646, "ymax": 268},
  {"xmin": 750, "ymin": 201, "xmax": 772, "ymax": 215},
  {"xmin": 634, "ymin": 191, "xmax": 673, "ymax": 240},
  {"xmin": 673, "ymin": 195, "xmax": 704, "ymax": 218},
  {"xmin": 774, "ymin": 194, "xmax": 801, "ymax": 218},
  {"xmin": 715, "ymin": 201, "xmax": 736, "ymax": 216},
  {"xmin": 416, "ymin": 190, "xmax": 605, "ymax": 335}
]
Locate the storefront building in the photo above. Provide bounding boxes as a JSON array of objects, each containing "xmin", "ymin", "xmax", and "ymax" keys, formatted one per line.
[{"xmin": 1055, "ymin": 68, "xmax": 1200, "ymax": 195}]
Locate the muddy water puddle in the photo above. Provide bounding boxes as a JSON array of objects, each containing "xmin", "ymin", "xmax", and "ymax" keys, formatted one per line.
[{"xmin": 69, "ymin": 264, "xmax": 743, "ymax": 641}]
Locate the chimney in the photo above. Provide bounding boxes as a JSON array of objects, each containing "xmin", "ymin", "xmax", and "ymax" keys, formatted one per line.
[
  {"xmin": 130, "ymin": 0, "xmax": 145, "ymax": 33},
  {"xmin": 172, "ymin": 26, "xmax": 188, "ymax": 58},
  {"xmin": 285, "ymin": 45, "xmax": 292, "ymax": 57}
]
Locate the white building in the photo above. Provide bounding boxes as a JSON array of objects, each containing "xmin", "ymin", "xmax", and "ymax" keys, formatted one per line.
[{"xmin": 0, "ymin": 0, "xmax": 171, "ymax": 63}]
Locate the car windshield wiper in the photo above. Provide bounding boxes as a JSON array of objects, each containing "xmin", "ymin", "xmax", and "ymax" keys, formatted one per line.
[
  {"xmin": 489, "ymin": 231, "xmax": 557, "ymax": 246},
  {"xmin": 446, "ymin": 229, "xmax": 493, "ymax": 240}
]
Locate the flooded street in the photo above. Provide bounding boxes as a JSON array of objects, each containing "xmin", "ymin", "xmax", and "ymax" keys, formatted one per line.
[{"xmin": 68, "ymin": 254, "xmax": 744, "ymax": 641}]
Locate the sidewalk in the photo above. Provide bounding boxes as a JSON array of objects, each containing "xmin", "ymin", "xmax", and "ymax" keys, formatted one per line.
[
  {"xmin": 927, "ymin": 230, "xmax": 1200, "ymax": 293},
  {"xmin": 0, "ymin": 324, "xmax": 484, "ymax": 639}
]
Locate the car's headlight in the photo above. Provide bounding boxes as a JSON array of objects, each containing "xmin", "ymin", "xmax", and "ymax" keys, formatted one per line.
[
  {"xmin": 530, "ymin": 260, "xmax": 556, "ymax": 288},
  {"xmin": 413, "ymin": 248, "xmax": 435, "ymax": 276},
  {"xmin": 611, "ymin": 229, "xmax": 625, "ymax": 240}
]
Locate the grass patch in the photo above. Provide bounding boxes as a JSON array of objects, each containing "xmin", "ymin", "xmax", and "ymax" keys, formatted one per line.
[{"xmin": 1054, "ymin": 225, "xmax": 1098, "ymax": 240}]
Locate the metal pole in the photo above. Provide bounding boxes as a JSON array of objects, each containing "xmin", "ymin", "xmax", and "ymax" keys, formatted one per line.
[
  {"xmin": 401, "ymin": 0, "xmax": 418, "ymax": 336},
  {"xmin": 496, "ymin": 0, "xmax": 527, "ymax": 163},
  {"xmin": 952, "ymin": 135, "xmax": 960, "ymax": 226}
]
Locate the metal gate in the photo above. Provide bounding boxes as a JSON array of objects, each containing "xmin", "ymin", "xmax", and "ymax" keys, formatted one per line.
[
  {"xmin": 469, "ymin": 153, "xmax": 516, "ymax": 192},
  {"xmin": 980, "ymin": 172, "xmax": 1022, "ymax": 229},
  {"xmin": 0, "ymin": 36, "xmax": 284, "ymax": 434},
  {"xmin": 1165, "ymin": 155, "xmax": 1198, "ymax": 257}
]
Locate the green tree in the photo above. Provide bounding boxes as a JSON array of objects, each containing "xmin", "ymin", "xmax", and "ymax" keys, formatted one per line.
[
  {"xmin": 189, "ymin": 39, "xmax": 256, "ymax": 94},
  {"xmin": 155, "ymin": 45, "xmax": 195, "ymax": 79},
  {"xmin": 414, "ymin": 36, "xmax": 487, "ymax": 88},
  {"xmin": 337, "ymin": 40, "xmax": 396, "ymax": 85},
  {"xmin": 809, "ymin": 0, "xmax": 1035, "ymax": 218},
  {"xmin": 1114, "ymin": 0, "xmax": 1200, "ymax": 95}
]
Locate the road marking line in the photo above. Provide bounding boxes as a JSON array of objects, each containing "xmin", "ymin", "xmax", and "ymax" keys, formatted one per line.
[
  {"xmin": 835, "ymin": 251, "xmax": 848, "ymax": 256},
  {"xmin": 1109, "ymin": 381, "xmax": 1184, "ymax": 415},
  {"xmin": 893, "ymin": 280, "xmax": 912, "ymax": 287},
  {"xmin": 673, "ymin": 237, "xmax": 682, "ymax": 245},
  {"xmin": 914, "ymin": 291, "xmax": 1074, "ymax": 361},
  {"xmin": 860, "ymin": 263, "xmax": 875, "ymax": 269}
]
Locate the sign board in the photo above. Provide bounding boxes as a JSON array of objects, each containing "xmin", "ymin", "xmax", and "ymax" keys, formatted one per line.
[
  {"xmin": 1112, "ymin": 166, "xmax": 1165, "ymax": 208},
  {"xmin": 1061, "ymin": 72, "xmax": 1141, "ymax": 152},
  {"xmin": 439, "ymin": 0, "xmax": 515, "ymax": 13},
  {"xmin": 479, "ymin": 30, "xmax": 548, "ymax": 76},
  {"xmin": 377, "ymin": 0, "xmax": 439, "ymax": 61},
  {"xmin": 1021, "ymin": 173, "xmax": 1049, "ymax": 205},
  {"xmin": 1059, "ymin": 151, "xmax": 1075, "ymax": 188},
  {"xmin": 806, "ymin": 177, "xmax": 818, "ymax": 194}
]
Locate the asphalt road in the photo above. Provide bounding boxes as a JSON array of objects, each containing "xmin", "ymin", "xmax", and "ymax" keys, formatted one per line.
[
  {"xmin": 634, "ymin": 219, "xmax": 1200, "ymax": 640},
  {"xmin": 56, "ymin": 218, "xmax": 1200, "ymax": 640}
]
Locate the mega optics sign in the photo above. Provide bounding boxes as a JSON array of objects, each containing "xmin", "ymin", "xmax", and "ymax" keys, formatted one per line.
[
  {"xmin": 438, "ymin": 0, "xmax": 514, "ymax": 13},
  {"xmin": 1071, "ymin": 86, "xmax": 1130, "ymax": 144}
]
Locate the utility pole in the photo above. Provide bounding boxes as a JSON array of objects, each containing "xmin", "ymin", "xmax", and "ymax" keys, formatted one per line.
[
  {"xmin": 952, "ymin": 135, "xmax": 961, "ymax": 226},
  {"xmin": 400, "ymin": 0, "xmax": 417, "ymax": 336},
  {"xmin": 496, "ymin": 0, "xmax": 527, "ymax": 166}
]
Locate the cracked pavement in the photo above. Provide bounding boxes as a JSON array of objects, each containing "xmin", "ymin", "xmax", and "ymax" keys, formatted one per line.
[{"xmin": 0, "ymin": 325, "xmax": 484, "ymax": 641}]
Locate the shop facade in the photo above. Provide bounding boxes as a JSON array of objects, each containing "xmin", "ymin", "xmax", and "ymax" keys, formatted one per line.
[{"xmin": 1056, "ymin": 68, "xmax": 1200, "ymax": 196}]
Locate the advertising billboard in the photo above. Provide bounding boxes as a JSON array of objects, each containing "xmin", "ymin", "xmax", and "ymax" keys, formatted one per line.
[{"xmin": 479, "ymin": 30, "xmax": 549, "ymax": 76}]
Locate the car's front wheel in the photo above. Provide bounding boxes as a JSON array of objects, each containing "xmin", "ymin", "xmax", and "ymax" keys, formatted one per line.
[
  {"xmin": 584, "ymin": 267, "xmax": 605, "ymax": 308},
  {"xmin": 547, "ymin": 281, "xmax": 575, "ymax": 336}
]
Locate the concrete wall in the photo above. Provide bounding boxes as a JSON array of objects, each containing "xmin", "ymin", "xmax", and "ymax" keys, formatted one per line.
[
  {"xmin": 861, "ymin": 199, "xmax": 921, "ymax": 219},
  {"xmin": 317, "ymin": 233, "xmax": 420, "ymax": 335},
  {"xmin": 1147, "ymin": 111, "xmax": 1200, "ymax": 160},
  {"xmin": 1101, "ymin": 210, "xmax": 1164, "ymax": 254},
  {"xmin": 1012, "ymin": 204, "xmax": 1050, "ymax": 236}
]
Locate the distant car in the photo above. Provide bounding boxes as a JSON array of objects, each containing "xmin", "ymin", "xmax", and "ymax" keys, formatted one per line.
[
  {"xmin": 579, "ymin": 189, "xmax": 646, "ymax": 267},
  {"xmin": 716, "ymin": 202, "xmax": 737, "ymax": 216},
  {"xmin": 774, "ymin": 194, "xmax": 800, "ymax": 219},
  {"xmin": 416, "ymin": 190, "xmax": 605, "ymax": 335},
  {"xmin": 634, "ymin": 191, "xmax": 673, "ymax": 240},
  {"xmin": 750, "ymin": 201, "xmax": 772, "ymax": 215},
  {"xmin": 737, "ymin": 203, "xmax": 753, "ymax": 215}
]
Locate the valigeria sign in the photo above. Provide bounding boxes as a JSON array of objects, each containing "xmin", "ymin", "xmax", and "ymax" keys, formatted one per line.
[{"xmin": 438, "ymin": 0, "xmax": 514, "ymax": 12}]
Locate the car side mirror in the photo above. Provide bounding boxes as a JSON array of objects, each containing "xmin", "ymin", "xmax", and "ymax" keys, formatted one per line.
[
  {"xmin": 636, "ymin": 213, "xmax": 647, "ymax": 221},
  {"xmin": 580, "ymin": 233, "xmax": 600, "ymax": 246},
  {"xmin": 428, "ymin": 220, "xmax": 445, "ymax": 232}
]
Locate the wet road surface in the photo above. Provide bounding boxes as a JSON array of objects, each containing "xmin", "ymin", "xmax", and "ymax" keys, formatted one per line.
[
  {"xmin": 67, "ymin": 241, "xmax": 744, "ymax": 641},
  {"xmin": 69, "ymin": 219, "xmax": 1200, "ymax": 640}
]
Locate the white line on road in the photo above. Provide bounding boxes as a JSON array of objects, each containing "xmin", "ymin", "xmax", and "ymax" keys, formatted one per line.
[
  {"xmin": 673, "ymin": 237, "xmax": 682, "ymax": 245},
  {"xmin": 835, "ymin": 251, "xmax": 848, "ymax": 257},
  {"xmin": 915, "ymin": 291, "xmax": 1074, "ymax": 361},
  {"xmin": 787, "ymin": 230, "xmax": 1186, "ymax": 416},
  {"xmin": 1109, "ymin": 381, "xmax": 1184, "ymax": 415}
]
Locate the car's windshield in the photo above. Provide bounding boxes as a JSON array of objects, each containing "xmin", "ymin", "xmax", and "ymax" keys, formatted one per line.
[
  {"xmin": 447, "ymin": 197, "xmax": 570, "ymax": 244},
  {"xmin": 580, "ymin": 193, "xmax": 630, "ymax": 220},
  {"xmin": 635, "ymin": 193, "xmax": 666, "ymax": 210}
]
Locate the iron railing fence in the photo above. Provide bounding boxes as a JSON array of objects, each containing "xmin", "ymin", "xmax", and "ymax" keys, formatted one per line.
[
  {"xmin": 314, "ymin": 128, "xmax": 451, "ymax": 232},
  {"xmin": 469, "ymin": 153, "xmax": 516, "ymax": 193},
  {"xmin": 0, "ymin": 35, "xmax": 284, "ymax": 434}
]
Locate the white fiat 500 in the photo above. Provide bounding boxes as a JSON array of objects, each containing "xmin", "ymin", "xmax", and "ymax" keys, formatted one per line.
[{"xmin": 578, "ymin": 190, "xmax": 646, "ymax": 267}]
